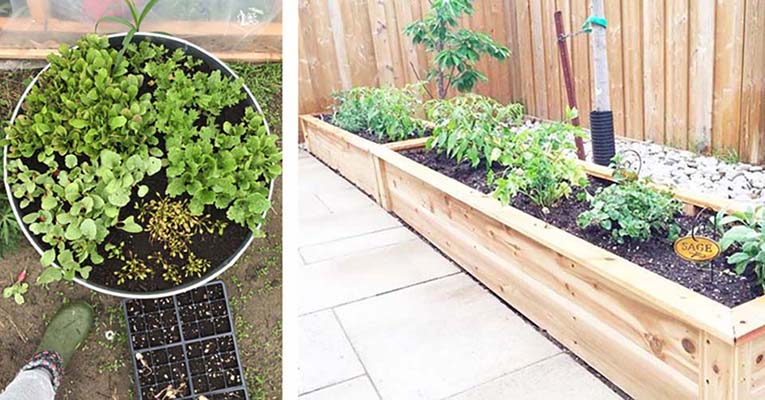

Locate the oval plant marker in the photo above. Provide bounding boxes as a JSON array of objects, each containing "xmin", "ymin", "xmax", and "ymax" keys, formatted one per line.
[{"xmin": 673, "ymin": 236, "xmax": 721, "ymax": 263}]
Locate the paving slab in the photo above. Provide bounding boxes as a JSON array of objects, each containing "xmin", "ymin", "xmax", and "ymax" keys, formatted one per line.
[
  {"xmin": 299, "ymin": 226, "xmax": 417, "ymax": 265},
  {"xmin": 299, "ymin": 205, "xmax": 401, "ymax": 246},
  {"xmin": 300, "ymin": 161, "xmax": 355, "ymax": 195},
  {"xmin": 299, "ymin": 376, "xmax": 380, "ymax": 400},
  {"xmin": 448, "ymin": 353, "xmax": 622, "ymax": 400},
  {"xmin": 335, "ymin": 274, "xmax": 561, "ymax": 400},
  {"xmin": 300, "ymin": 192, "xmax": 333, "ymax": 220},
  {"xmin": 299, "ymin": 239, "xmax": 460, "ymax": 314},
  {"xmin": 315, "ymin": 186, "xmax": 378, "ymax": 214},
  {"xmin": 298, "ymin": 311, "xmax": 365, "ymax": 394}
]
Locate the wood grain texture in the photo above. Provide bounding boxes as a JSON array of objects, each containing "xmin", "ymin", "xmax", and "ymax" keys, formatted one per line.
[
  {"xmin": 302, "ymin": 115, "xmax": 765, "ymax": 399},
  {"xmin": 299, "ymin": 0, "xmax": 765, "ymax": 164},
  {"xmin": 300, "ymin": 115, "xmax": 381, "ymax": 202},
  {"xmin": 712, "ymin": 0, "xmax": 745, "ymax": 154}
]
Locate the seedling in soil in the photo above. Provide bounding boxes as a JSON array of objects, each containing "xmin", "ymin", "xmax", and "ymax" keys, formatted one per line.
[
  {"xmin": 3, "ymin": 270, "xmax": 28, "ymax": 305},
  {"xmin": 124, "ymin": 282, "xmax": 249, "ymax": 399}
]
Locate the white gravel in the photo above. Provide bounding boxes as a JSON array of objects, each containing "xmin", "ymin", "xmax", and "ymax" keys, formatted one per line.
[{"xmin": 585, "ymin": 138, "xmax": 765, "ymax": 205}]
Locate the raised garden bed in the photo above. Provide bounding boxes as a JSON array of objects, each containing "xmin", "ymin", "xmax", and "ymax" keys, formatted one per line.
[
  {"xmin": 299, "ymin": 113, "xmax": 765, "ymax": 400},
  {"xmin": 299, "ymin": 114, "xmax": 425, "ymax": 206},
  {"xmin": 4, "ymin": 32, "xmax": 281, "ymax": 298},
  {"xmin": 124, "ymin": 281, "xmax": 248, "ymax": 399}
]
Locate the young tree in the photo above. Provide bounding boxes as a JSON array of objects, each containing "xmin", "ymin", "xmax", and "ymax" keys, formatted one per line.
[{"xmin": 404, "ymin": 0, "xmax": 510, "ymax": 99}]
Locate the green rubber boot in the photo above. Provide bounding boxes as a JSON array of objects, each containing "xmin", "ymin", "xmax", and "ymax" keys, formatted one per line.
[{"xmin": 36, "ymin": 300, "xmax": 94, "ymax": 368}]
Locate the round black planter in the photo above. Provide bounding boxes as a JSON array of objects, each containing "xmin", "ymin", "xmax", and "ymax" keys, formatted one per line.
[{"xmin": 3, "ymin": 32, "xmax": 275, "ymax": 299}]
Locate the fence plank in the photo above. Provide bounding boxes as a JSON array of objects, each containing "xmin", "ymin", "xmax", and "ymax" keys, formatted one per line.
[
  {"xmin": 740, "ymin": 0, "xmax": 765, "ymax": 164},
  {"xmin": 571, "ymin": 0, "xmax": 592, "ymax": 126},
  {"xmin": 298, "ymin": 0, "xmax": 765, "ymax": 164},
  {"xmin": 514, "ymin": 0, "xmax": 536, "ymax": 114},
  {"xmin": 621, "ymin": 0, "xmax": 644, "ymax": 140},
  {"xmin": 336, "ymin": 0, "xmax": 377, "ymax": 88},
  {"xmin": 688, "ymin": 0, "xmax": 716, "ymax": 153},
  {"xmin": 542, "ymin": 0, "xmax": 562, "ymax": 120},
  {"xmin": 643, "ymin": 0, "xmax": 665, "ymax": 144},
  {"xmin": 665, "ymin": 0, "xmax": 689, "ymax": 149},
  {"xmin": 529, "ymin": 0, "xmax": 549, "ymax": 116},
  {"xmin": 712, "ymin": 0, "xmax": 745, "ymax": 154},
  {"xmin": 367, "ymin": 0, "xmax": 395, "ymax": 86},
  {"xmin": 504, "ymin": 0, "xmax": 521, "ymax": 103},
  {"xmin": 604, "ymin": 0, "xmax": 625, "ymax": 138}
]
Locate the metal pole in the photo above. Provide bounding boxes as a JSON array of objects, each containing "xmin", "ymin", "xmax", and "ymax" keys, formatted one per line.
[{"xmin": 554, "ymin": 11, "xmax": 586, "ymax": 160}]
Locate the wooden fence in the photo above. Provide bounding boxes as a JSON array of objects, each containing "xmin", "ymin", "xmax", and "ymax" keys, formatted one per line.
[
  {"xmin": 299, "ymin": 0, "xmax": 765, "ymax": 164},
  {"xmin": 0, "ymin": 0, "xmax": 282, "ymax": 62}
]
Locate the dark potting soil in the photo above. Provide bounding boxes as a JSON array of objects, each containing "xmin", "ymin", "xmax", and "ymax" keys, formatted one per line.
[
  {"xmin": 402, "ymin": 148, "xmax": 760, "ymax": 308},
  {"xmin": 11, "ymin": 41, "xmax": 255, "ymax": 292},
  {"xmin": 124, "ymin": 283, "xmax": 247, "ymax": 399},
  {"xmin": 318, "ymin": 113, "xmax": 429, "ymax": 144}
]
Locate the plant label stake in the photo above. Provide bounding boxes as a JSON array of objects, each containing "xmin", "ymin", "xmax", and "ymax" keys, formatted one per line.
[
  {"xmin": 674, "ymin": 209, "xmax": 721, "ymax": 282},
  {"xmin": 554, "ymin": 11, "xmax": 586, "ymax": 160}
]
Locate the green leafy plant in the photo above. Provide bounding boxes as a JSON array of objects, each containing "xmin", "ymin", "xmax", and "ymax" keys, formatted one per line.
[
  {"xmin": 492, "ymin": 109, "xmax": 588, "ymax": 210},
  {"xmin": 8, "ymin": 149, "xmax": 159, "ymax": 283},
  {"xmin": 331, "ymin": 84, "xmax": 426, "ymax": 142},
  {"xmin": 3, "ymin": 35, "xmax": 159, "ymax": 160},
  {"xmin": 137, "ymin": 197, "xmax": 226, "ymax": 258},
  {"xmin": 404, "ymin": 0, "xmax": 510, "ymax": 98},
  {"xmin": 0, "ymin": 193, "xmax": 20, "ymax": 258},
  {"xmin": 715, "ymin": 206, "xmax": 765, "ymax": 288},
  {"xmin": 425, "ymin": 94, "xmax": 524, "ymax": 168},
  {"xmin": 95, "ymin": 0, "xmax": 161, "ymax": 64},
  {"xmin": 3, "ymin": 270, "xmax": 28, "ymax": 305},
  {"xmin": 164, "ymin": 108, "xmax": 281, "ymax": 233},
  {"xmin": 577, "ymin": 180, "xmax": 682, "ymax": 243}
]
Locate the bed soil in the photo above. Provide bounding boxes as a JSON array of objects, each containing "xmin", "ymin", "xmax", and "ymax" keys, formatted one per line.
[
  {"xmin": 318, "ymin": 113, "xmax": 429, "ymax": 144},
  {"xmin": 402, "ymin": 148, "xmax": 761, "ymax": 308},
  {"xmin": 9, "ymin": 38, "xmax": 259, "ymax": 293}
]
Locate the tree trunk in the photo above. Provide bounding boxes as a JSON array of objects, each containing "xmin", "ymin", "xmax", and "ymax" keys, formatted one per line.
[{"xmin": 436, "ymin": 40, "xmax": 447, "ymax": 98}]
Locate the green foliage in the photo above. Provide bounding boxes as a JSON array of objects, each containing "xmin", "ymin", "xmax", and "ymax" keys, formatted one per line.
[
  {"xmin": 95, "ymin": 0, "xmax": 162, "ymax": 65},
  {"xmin": 3, "ymin": 35, "xmax": 158, "ymax": 160},
  {"xmin": 715, "ymin": 206, "xmax": 765, "ymax": 288},
  {"xmin": 164, "ymin": 108, "xmax": 281, "ymax": 233},
  {"xmin": 8, "ymin": 149, "xmax": 160, "ymax": 283},
  {"xmin": 492, "ymin": 109, "xmax": 588, "ymax": 209},
  {"xmin": 425, "ymin": 94, "xmax": 524, "ymax": 168},
  {"xmin": 3, "ymin": 275, "xmax": 28, "ymax": 305},
  {"xmin": 4, "ymin": 32, "xmax": 282, "ymax": 284},
  {"xmin": 0, "ymin": 192, "xmax": 20, "ymax": 258},
  {"xmin": 404, "ymin": 0, "xmax": 510, "ymax": 98},
  {"xmin": 137, "ymin": 197, "xmax": 226, "ymax": 258},
  {"xmin": 577, "ymin": 180, "xmax": 682, "ymax": 243},
  {"xmin": 231, "ymin": 63, "xmax": 282, "ymax": 133},
  {"xmin": 138, "ymin": 49, "xmax": 281, "ymax": 234},
  {"xmin": 331, "ymin": 84, "xmax": 426, "ymax": 142}
]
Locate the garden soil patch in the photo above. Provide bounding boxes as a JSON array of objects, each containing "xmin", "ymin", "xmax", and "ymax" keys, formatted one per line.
[
  {"xmin": 403, "ymin": 148, "xmax": 759, "ymax": 307},
  {"xmin": 318, "ymin": 114, "xmax": 429, "ymax": 144},
  {"xmin": 0, "ymin": 64, "xmax": 283, "ymax": 400}
]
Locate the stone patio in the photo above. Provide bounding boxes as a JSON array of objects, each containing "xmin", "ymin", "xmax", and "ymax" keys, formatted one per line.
[{"xmin": 297, "ymin": 149, "xmax": 623, "ymax": 399}]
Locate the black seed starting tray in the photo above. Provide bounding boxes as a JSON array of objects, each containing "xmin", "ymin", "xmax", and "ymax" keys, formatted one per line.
[{"xmin": 123, "ymin": 281, "xmax": 249, "ymax": 400}]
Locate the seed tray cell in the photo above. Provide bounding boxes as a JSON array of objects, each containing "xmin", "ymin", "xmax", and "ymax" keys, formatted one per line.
[{"xmin": 124, "ymin": 281, "xmax": 249, "ymax": 400}]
